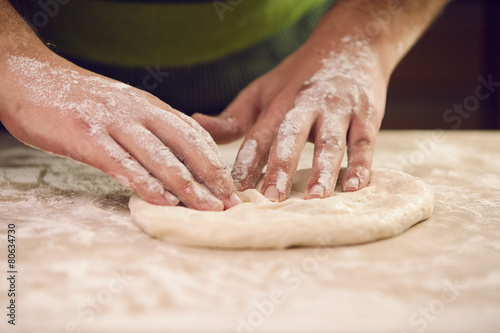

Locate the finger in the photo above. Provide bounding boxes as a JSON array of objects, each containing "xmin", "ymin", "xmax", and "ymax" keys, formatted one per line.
[
  {"xmin": 174, "ymin": 109, "xmax": 233, "ymax": 180},
  {"xmin": 304, "ymin": 113, "xmax": 350, "ymax": 199},
  {"xmin": 175, "ymin": 110, "xmax": 225, "ymax": 157},
  {"xmin": 342, "ymin": 115, "xmax": 379, "ymax": 192},
  {"xmin": 111, "ymin": 126, "xmax": 228, "ymax": 211},
  {"xmin": 144, "ymin": 109, "xmax": 241, "ymax": 209},
  {"xmin": 231, "ymin": 94, "xmax": 294, "ymax": 191},
  {"xmin": 192, "ymin": 84, "xmax": 261, "ymax": 144},
  {"xmin": 143, "ymin": 97, "xmax": 229, "ymax": 170},
  {"xmin": 86, "ymin": 135, "xmax": 179, "ymax": 207},
  {"xmin": 143, "ymin": 95, "xmax": 230, "ymax": 173},
  {"xmin": 260, "ymin": 106, "xmax": 317, "ymax": 202}
]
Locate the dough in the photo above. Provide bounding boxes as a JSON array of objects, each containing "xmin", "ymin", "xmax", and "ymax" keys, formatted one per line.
[{"xmin": 129, "ymin": 168, "xmax": 434, "ymax": 249}]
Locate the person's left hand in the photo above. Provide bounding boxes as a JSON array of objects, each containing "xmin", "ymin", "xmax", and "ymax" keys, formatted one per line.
[{"xmin": 193, "ymin": 37, "xmax": 388, "ymax": 202}]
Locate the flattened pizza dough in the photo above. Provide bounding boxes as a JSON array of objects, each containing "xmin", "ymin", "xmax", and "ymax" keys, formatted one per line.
[{"xmin": 129, "ymin": 168, "xmax": 434, "ymax": 249}]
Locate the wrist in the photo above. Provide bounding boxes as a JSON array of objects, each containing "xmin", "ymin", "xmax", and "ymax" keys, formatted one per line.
[
  {"xmin": 300, "ymin": 0, "xmax": 442, "ymax": 81},
  {"xmin": 0, "ymin": 40, "xmax": 46, "ymax": 127},
  {"xmin": 298, "ymin": 32, "xmax": 394, "ymax": 87},
  {"xmin": 0, "ymin": 1, "xmax": 48, "ymax": 66}
]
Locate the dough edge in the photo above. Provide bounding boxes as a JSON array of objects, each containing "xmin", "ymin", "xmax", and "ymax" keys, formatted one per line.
[{"xmin": 129, "ymin": 168, "xmax": 435, "ymax": 249}]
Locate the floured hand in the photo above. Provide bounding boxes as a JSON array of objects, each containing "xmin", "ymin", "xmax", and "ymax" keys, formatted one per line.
[
  {"xmin": 0, "ymin": 53, "xmax": 241, "ymax": 210},
  {"xmin": 194, "ymin": 36, "xmax": 387, "ymax": 202}
]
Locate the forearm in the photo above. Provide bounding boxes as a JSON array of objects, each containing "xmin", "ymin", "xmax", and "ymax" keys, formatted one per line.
[
  {"xmin": 0, "ymin": 0, "xmax": 49, "ymax": 120},
  {"xmin": 0, "ymin": 0, "xmax": 46, "ymax": 61},
  {"xmin": 303, "ymin": 0, "xmax": 453, "ymax": 79}
]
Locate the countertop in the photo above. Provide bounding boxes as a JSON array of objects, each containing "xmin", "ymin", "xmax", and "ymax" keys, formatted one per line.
[{"xmin": 0, "ymin": 130, "xmax": 499, "ymax": 333}]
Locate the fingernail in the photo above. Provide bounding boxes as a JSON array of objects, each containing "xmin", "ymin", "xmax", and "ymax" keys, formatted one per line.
[
  {"xmin": 205, "ymin": 196, "xmax": 223, "ymax": 211},
  {"xmin": 344, "ymin": 177, "xmax": 360, "ymax": 191},
  {"xmin": 230, "ymin": 192, "xmax": 243, "ymax": 206},
  {"xmin": 164, "ymin": 191, "xmax": 180, "ymax": 206},
  {"xmin": 263, "ymin": 185, "xmax": 280, "ymax": 202},
  {"xmin": 189, "ymin": 184, "xmax": 224, "ymax": 211},
  {"xmin": 307, "ymin": 184, "xmax": 325, "ymax": 198}
]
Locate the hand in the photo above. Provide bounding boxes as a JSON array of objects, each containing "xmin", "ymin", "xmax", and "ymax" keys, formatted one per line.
[
  {"xmin": 0, "ymin": 52, "xmax": 241, "ymax": 210},
  {"xmin": 193, "ymin": 36, "xmax": 387, "ymax": 201}
]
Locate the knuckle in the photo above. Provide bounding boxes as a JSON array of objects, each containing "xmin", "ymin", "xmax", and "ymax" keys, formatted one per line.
[
  {"xmin": 162, "ymin": 165, "xmax": 191, "ymax": 185},
  {"xmin": 232, "ymin": 123, "xmax": 248, "ymax": 138},
  {"xmin": 138, "ymin": 191, "xmax": 165, "ymax": 206},
  {"xmin": 267, "ymin": 159, "xmax": 293, "ymax": 176},
  {"xmin": 220, "ymin": 113, "xmax": 246, "ymax": 137},
  {"xmin": 132, "ymin": 173, "xmax": 163, "ymax": 193},
  {"xmin": 348, "ymin": 160, "xmax": 371, "ymax": 172},
  {"xmin": 318, "ymin": 137, "xmax": 344, "ymax": 152},
  {"xmin": 264, "ymin": 96, "xmax": 289, "ymax": 121},
  {"xmin": 211, "ymin": 166, "xmax": 232, "ymax": 184},
  {"xmin": 71, "ymin": 117, "xmax": 93, "ymax": 132},
  {"xmin": 246, "ymin": 130, "xmax": 274, "ymax": 149},
  {"xmin": 350, "ymin": 137, "xmax": 373, "ymax": 151},
  {"xmin": 177, "ymin": 177, "xmax": 195, "ymax": 194}
]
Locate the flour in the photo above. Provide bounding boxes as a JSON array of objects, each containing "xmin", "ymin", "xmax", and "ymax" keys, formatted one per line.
[
  {"xmin": 316, "ymin": 149, "xmax": 336, "ymax": 193},
  {"xmin": 345, "ymin": 176, "xmax": 360, "ymax": 190},
  {"xmin": 0, "ymin": 146, "xmax": 133, "ymax": 224},
  {"xmin": 291, "ymin": 34, "xmax": 376, "ymax": 130},
  {"xmin": 99, "ymin": 137, "xmax": 165, "ymax": 196},
  {"xmin": 355, "ymin": 166, "xmax": 365, "ymax": 187},
  {"xmin": 176, "ymin": 111, "xmax": 228, "ymax": 171},
  {"xmin": 275, "ymin": 169, "xmax": 288, "ymax": 193},
  {"xmin": 345, "ymin": 166, "xmax": 366, "ymax": 190},
  {"xmin": 276, "ymin": 109, "xmax": 309, "ymax": 161},
  {"xmin": 3, "ymin": 167, "xmax": 40, "ymax": 184},
  {"xmin": 232, "ymin": 139, "xmax": 258, "ymax": 184}
]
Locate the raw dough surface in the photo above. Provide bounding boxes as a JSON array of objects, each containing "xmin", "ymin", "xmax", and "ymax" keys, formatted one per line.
[{"xmin": 129, "ymin": 168, "xmax": 434, "ymax": 249}]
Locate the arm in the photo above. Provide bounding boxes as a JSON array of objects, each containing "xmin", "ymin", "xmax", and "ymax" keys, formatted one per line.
[
  {"xmin": 194, "ymin": 0, "xmax": 452, "ymax": 201},
  {"xmin": 0, "ymin": 0, "xmax": 241, "ymax": 210}
]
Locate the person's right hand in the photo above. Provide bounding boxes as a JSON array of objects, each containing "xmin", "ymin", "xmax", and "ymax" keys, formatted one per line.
[{"xmin": 0, "ymin": 52, "xmax": 241, "ymax": 211}]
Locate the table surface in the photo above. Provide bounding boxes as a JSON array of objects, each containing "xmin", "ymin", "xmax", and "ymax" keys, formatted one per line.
[{"xmin": 0, "ymin": 130, "xmax": 499, "ymax": 333}]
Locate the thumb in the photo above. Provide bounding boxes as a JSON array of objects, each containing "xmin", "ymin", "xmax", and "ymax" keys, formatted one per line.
[{"xmin": 192, "ymin": 86, "xmax": 261, "ymax": 144}]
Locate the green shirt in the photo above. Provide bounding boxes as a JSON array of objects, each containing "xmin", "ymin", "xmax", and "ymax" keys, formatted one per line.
[
  {"xmin": 25, "ymin": 0, "xmax": 332, "ymax": 67},
  {"xmin": 18, "ymin": 0, "xmax": 335, "ymax": 114}
]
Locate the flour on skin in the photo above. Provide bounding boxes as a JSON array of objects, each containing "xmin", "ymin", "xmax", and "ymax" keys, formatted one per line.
[
  {"xmin": 6, "ymin": 56, "xmax": 232, "ymax": 205},
  {"xmin": 272, "ymin": 35, "xmax": 377, "ymax": 198}
]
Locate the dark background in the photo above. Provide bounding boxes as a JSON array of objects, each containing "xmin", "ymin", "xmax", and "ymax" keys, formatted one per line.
[
  {"xmin": 1, "ymin": 0, "xmax": 499, "ymax": 132},
  {"xmin": 384, "ymin": 0, "xmax": 500, "ymax": 130}
]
